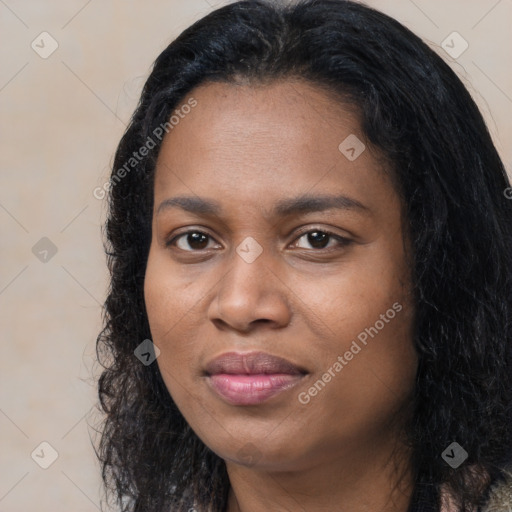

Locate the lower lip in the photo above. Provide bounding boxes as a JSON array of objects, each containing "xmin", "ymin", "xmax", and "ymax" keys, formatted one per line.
[{"xmin": 207, "ymin": 373, "xmax": 304, "ymax": 405}]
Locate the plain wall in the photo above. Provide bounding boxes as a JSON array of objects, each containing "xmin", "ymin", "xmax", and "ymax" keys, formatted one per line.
[{"xmin": 0, "ymin": 0, "xmax": 511, "ymax": 510}]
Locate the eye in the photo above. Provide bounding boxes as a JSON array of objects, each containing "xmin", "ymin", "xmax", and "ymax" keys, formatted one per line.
[
  {"xmin": 166, "ymin": 228, "xmax": 352, "ymax": 253},
  {"xmin": 292, "ymin": 229, "xmax": 352, "ymax": 251},
  {"xmin": 166, "ymin": 230, "xmax": 220, "ymax": 252}
]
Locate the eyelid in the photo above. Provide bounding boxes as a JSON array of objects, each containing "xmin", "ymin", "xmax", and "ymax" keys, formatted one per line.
[{"xmin": 292, "ymin": 225, "xmax": 351, "ymax": 241}]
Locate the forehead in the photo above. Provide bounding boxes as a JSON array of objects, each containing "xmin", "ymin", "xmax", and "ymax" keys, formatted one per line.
[{"xmin": 153, "ymin": 80, "xmax": 394, "ymax": 216}]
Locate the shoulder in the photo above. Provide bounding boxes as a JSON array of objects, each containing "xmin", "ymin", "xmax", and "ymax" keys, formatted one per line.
[
  {"xmin": 439, "ymin": 465, "xmax": 512, "ymax": 512},
  {"xmin": 481, "ymin": 465, "xmax": 512, "ymax": 512}
]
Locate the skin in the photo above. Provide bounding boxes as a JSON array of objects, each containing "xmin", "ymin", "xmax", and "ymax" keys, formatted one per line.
[{"xmin": 144, "ymin": 80, "xmax": 419, "ymax": 512}]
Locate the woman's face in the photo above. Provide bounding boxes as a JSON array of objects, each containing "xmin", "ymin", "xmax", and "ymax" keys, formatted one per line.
[{"xmin": 144, "ymin": 80, "xmax": 418, "ymax": 471}]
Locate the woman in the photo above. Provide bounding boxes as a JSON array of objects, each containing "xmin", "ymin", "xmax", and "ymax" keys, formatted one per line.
[{"xmin": 96, "ymin": 1, "xmax": 512, "ymax": 510}]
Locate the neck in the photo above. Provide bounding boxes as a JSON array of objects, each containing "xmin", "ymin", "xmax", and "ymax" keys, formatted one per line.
[{"xmin": 225, "ymin": 435, "xmax": 415, "ymax": 512}]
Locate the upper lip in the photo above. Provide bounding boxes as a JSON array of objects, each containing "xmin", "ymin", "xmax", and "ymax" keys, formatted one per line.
[{"xmin": 204, "ymin": 351, "xmax": 307, "ymax": 376}]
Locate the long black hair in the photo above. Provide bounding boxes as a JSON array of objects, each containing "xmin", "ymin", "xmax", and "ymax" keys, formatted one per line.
[{"xmin": 96, "ymin": 1, "xmax": 512, "ymax": 510}]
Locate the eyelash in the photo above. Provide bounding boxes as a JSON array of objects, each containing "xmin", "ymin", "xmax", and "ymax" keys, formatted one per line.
[{"xmin": 165, "ymin": 228, "xmax": 352, "ymax": 253}]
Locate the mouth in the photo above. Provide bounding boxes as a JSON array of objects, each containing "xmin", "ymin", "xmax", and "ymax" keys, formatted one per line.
[{"xmin": 204, "ymin": 351, "xmax": 308, "ymax": 406}]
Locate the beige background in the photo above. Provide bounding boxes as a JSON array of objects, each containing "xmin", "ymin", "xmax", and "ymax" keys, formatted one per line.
[{"xmin": 0, "ymin": 0, "xmax": 510, "ymax": 510}]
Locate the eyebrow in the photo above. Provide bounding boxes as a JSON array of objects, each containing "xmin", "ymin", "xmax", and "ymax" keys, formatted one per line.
[{"xmin": 156, "ymin": 193, "xmax": 371, "ymax": 218}]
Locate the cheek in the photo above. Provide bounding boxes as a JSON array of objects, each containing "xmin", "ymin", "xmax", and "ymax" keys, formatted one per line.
[
  {"xmin": 143, "ymin": 248, "xmax": 222, "ymax": 422},
  {"xmin": 143, "ymin": 252, "xmax": 196, "ymax": 376},
  {"xmin": 144, "ymin": 257, "xmax": 228, "ymax": 446},
  {"xmin": 144, "ymin": 245, "xmax": 203, "ymax": 336},
  {"xmin": 290, "ymin": 251, "xmax": 410, "ymax": 348},
  {"xmin": 292, "ymin": 253, "xmax": 417, "ymax": 422}
]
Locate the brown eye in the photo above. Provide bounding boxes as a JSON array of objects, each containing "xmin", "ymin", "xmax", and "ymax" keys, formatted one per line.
[
  {"xmin": 167, "ymin": 231, "xmax": 217, "ymax": 251},
  {"xmin": 294, "ymin": 229, "xmax": 351, "ymax": 250}
]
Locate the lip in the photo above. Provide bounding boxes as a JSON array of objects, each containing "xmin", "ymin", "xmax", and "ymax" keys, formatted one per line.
[{"xmin": 204, "ymin": 351, "xmax": 307, "ymax": 406}]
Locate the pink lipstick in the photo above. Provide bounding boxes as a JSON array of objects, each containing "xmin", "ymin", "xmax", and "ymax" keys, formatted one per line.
[{"xmin": 204, "ymin": 351, "xmax": 307, "ymax": 406}]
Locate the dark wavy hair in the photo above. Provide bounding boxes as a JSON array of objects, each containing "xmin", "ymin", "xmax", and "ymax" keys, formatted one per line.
[{"xmin": 95, "ymin": 0, "xmax": 512, "ymax": 510}]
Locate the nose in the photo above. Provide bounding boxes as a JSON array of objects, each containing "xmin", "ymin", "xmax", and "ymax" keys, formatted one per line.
[{"xmin": 208, "ymin": 246, "xmax": 292, "ymax": 333}]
